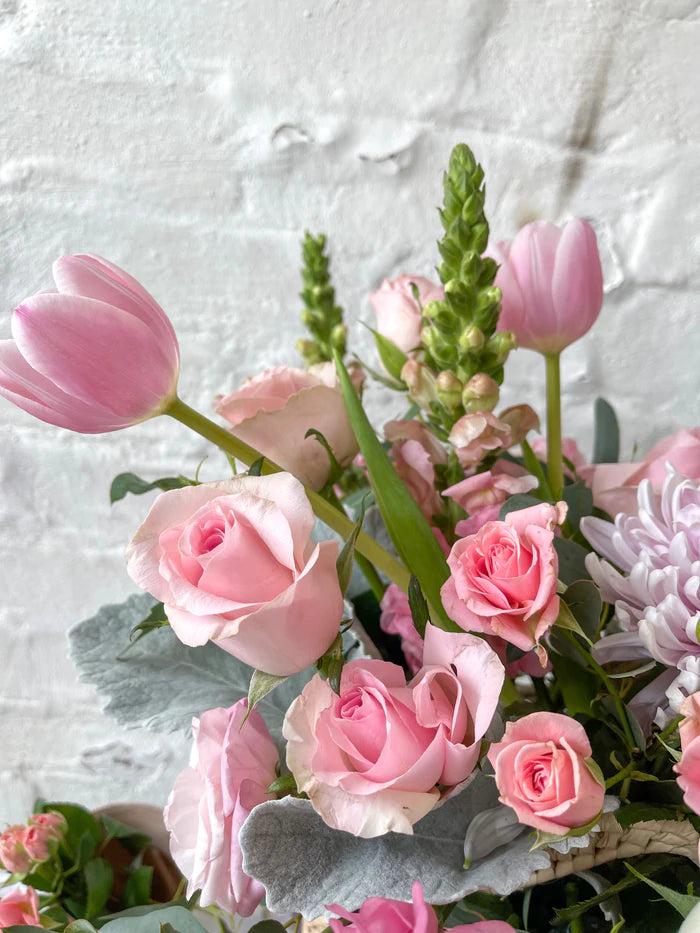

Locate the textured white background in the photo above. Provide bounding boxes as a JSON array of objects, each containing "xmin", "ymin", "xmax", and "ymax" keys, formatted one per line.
[{"xmin": 0, "ymin": 0, "xmax": 699, "ymax": 824}]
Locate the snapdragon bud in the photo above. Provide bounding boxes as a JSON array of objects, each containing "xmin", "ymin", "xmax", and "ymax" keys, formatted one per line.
[
  {"xmin": 401, "ymin": 360, "xmax": 438, "ymax": 411},
  {"xmin": 459, "ymin": 325, "xmax": 485, "ymax": 353},
  {"xmin": 462, "ymin": 373, "xmax": 500, "ymax": 413},
  {"xmin": 488, "ymin": 330, "xmax": 517, "ymax": 365},
  {"xmin": 436, "ymin": 371, "xmax": 463, "ymax": 413}
]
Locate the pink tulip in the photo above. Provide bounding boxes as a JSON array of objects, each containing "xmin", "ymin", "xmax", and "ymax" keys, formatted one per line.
[
  {"xmin": 0, "ymin": 255, "xmax": 179, "ymax": 432},
  {"xmin": 489, "ymin": 219, "xmax": 603, "ymax": 355},
  {"xmin": 0, "ymin": 886, "xmax": 41, "ymax": 927}
]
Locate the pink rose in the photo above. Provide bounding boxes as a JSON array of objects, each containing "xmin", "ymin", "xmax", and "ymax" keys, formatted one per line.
[
  {"xmin": 441, "ymin": 502, "xmax": 567, "ymax": 660},
  {"xmin": 370, "ymin": 275, "xmax": 444, "ymax": 356},
  {"xmin": 530, "ymin": 436, "xmax": 587, "ymax": 478},
  {"xmin": 163, "ymin": 700, "xmax": 278, "ymax": 918},
  {"xmin": 675, "ymin": 691, "xmax": 700, "ymax": 815},
  {"xmin": 0, "ymin": 886, "xmax": 40, "ymax": 927},
  {"xmin": 443, "ymin": 460, "xmax": 537, "ymax": 515},
  {"xmin": 283, "ymin": 625, "xmax": 503, "ymax": 837},
  {"xmin": 29, "ymin": 812, "xmax": 65, "ymax": 836},
  {"xmin": 379, "ymin": 583, "xmax": 424, "ymax": 674},
  {"xmin": 385, "ymin": 420, "xmax": 447, "ymax": 520},
  {"xmin": 0, "ymin": 826, "xmax": 29, "ymax": 874},
  {"xmin": 327, "ymin": 882, "xmax": 515, "ymax": 933},
  {"xmin": 21, "ymin": 825, "xmax": 50, "ymax": 863},
  {"xmin": 488, "ymin": 712, "xmax": 605, "ymax": 834},
  {"xmin": 580, "ymin": 428, "xmax": 700, "ymax": 517},
  {"xmin": 214, "ymin": 364, "xmax": 359, "ymax": 490},
  {"xmin": 0, "ymin": 254, "xmax": 180, "ymax": 433},
  {"xmin": 489, "ymin": 218, "xmax": 603, "ymax": 355},
  {"xmin": 448, "ymin": 413, "xmax": 512, "ymax": 469},
  {"xmin": 127, "ymin": 473, "xmax": 344, "ymax": 676}
]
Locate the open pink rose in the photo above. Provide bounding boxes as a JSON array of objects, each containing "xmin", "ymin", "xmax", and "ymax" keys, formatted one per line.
[
  {"xmin": 441, "ymin": 502, "xmax": 567, "ymax": 660},
  {"xmin": 164, "ymin": 700, "xmax": 278, "ymax": 918},
  {"xmin": 370, "ymin": 275, "xmax": 444, "ymax": 355},
  {"xmin": 488, "ymin": 712, "xmax": 605, "ymax": 834},
  {"xmin": 675, "ymin": 692, "xmax": 700, "ymax": 815},
  {"xmin": 385, "ymin": 420, "xmax": 447, "ymax": 520},
  {"xmin": 0, "ymin": 826, "xmax": 30, "ymax": 874},
  {"xmin": 283, "ymin": 626, "xmax": 503, "ymax": 838},
  {"xmin": 448, "ymin": 412, "xmax": 512, "ymax": 469},
  {"xmin": 127, "ymin": 473, "xmax": 344, "ymax": 675},
  {"xmin": 0, "ymin": 886, "xmax": 40, "ymax": 927},
  {"xmin": 328, "ymin": 882, "xmax": 515, "ymax": 933},
  {"xmin": 214, "ymin": 364, "xmax": 359, "ymax": 490},
  {"xmin": 580, "ymin": 428, "xmax": 700, "ymax": 517}
]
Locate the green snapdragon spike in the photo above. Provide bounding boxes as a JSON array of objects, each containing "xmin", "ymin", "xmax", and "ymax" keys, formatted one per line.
[
  {"xmin": 297, "ymin": 231, "xmax": 347, "ymax": 365},
  {"xmin": 422, "ymin": 144, "xmax": 514, "ymax": 405}
]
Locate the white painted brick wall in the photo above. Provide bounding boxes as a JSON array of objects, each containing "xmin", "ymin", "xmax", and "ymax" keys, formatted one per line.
[{"xmin": 0, "ymin": 0, "xmax": 698, "ymax": 823}]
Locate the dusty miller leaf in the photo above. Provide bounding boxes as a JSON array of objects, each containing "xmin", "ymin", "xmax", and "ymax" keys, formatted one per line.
[{"xmin": 239, "ymin": 771, "xmax": 552, "ymax": 919}]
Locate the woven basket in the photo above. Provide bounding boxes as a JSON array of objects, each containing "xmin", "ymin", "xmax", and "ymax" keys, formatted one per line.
[{"xmin": 301, "ymin": 816, "xmax": 700, "ymax": 930}]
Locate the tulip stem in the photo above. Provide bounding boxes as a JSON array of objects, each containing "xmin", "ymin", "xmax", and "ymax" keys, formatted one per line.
[
  {"xmin": 164, "ymin": 397, "xmax": 411, "ymax": 593},
  {"xmin": 545, "ymin": 352, "xmax": 564, "ymax": 502}
]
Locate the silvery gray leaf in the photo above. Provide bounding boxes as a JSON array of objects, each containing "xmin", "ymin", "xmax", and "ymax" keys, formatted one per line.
[
  {"xmin": 68, "ymin": 592, "xmax": 368, "ymax": 748},
  {"xmin": 239, "ymin": 771, "xmax": 552, "ymax": 919}
]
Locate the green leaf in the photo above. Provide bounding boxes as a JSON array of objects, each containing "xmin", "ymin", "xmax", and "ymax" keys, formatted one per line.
[
  {"xmin": 530, "ymin": 807, "xmax": 603, "ymax": 850},
  {"xmin": 118, "ymin": 602, "xmax": 169, "ymax": 657},
  {"xmin": 247, "ymin": 670, "xmax": 289, "ymax": 717},
  {"xmin": 554, "ymin": 536, "xmax": 591, "ymax": 585},
  {"xmin": 98, "ymin": 815, "xmax": 151, "ymax": 852},
  {"xmin": 614, "ymin": 803, "xmax": 680, "ymax": 829},
  {"xmin": 408, "ymin": 575, "xmax": 430, "ymax": 639},
  {"xmin": 624, "ymin": 861, "xmax": 700, "ymax": 918},
  {"xmin": 84, "ymin": 856, "xmax": 113, "ymax": 919},
  {"xmin": 554, "ymin": 599, "xmax": 590, "ymax": 641},
  {"xmin": 351, "ymin": 353, "xmax": 406, "ymax": 391},
  {"xmin": 551, "ymin": 651, "xmax": 598, "ymax": 715},
  {"xmin": 110, "ymin": 472, "xmax": 194, "ymax": 504},
  {"xmin": 562, "ymin": 478, "xmax": 594, "ymax": 527},
  {"xmin": 593, "ymin": 396, "xmax": 620, "ymax": 463},
  {"xmin": 498, "ymin": 492, "xmax": 542, "ymax": 520},
  {"xmin": 267, "ymin": 772, "xmax": 298, "ymax": 796},
  {"xmin": 364, "ymin": 323, "xmax": 409, "ymax": 383},
  {"xmin": 99, "ymin": 905, "xmax": 210, "ymax": 932},
  {"xmin": 248, "ymin": 456, "xmax": 265, "ymax": 477},
  {"xmin": 124, "ymin": 864, "xmax": 154, "ymax": 908},
  {"xmin": 553, "ymin": 854, "xmax": 669, "ymax": 923},
  {"xmin": 563, "ymin": 580, "xmax": 602, "ymax": 641},
  {"xmin": 336, "ymin": 496, "xmax": 367, "ymax": 594},
  {"xmin": 65, "ymin": 921, "xmax": 99, "ymax": 932},
  {"xmin": 520, "ymin": 437, "xmax": 552, "ymax": 500},
  {"xmin": 2, "ymin": 928, "xmax": 47, "ymax": 933},
  {"xmin": 248, "ymin": 922, "xmax": 289, "ymax": 933},
  {"xmin": 334, "ymin": 351, "xmax": 456, "ymax": 632}
]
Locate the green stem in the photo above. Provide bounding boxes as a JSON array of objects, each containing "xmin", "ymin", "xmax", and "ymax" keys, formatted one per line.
[
  {"xmin": 605, "ymin": 758, "xmax": 635, "ymax": 790},
  {"xmin": 545, "ymin": 351, "xmax": 563, "ymax": 501},
  {"xmin": 165, "ymin": 397, "xmax": 410, "ymax": 592}
]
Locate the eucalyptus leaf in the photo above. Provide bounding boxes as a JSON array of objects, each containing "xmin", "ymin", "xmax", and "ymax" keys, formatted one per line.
[
  {"xmin": 553, "ymin": 537, "xmax": 591, "ymax": 585},
  {"xmin": 69, "ymin": 593, "xmax": 367, "ymax": 747},
  {"xmin": 562, "ymin": 479, "xmax": 594, "ymax": 528},
  {"xmin": 593, "ymin": 397, "xmax": 620, "ymax": 464},
  {"xmin": 64, "ymin": 922, "xmax": 99, "ymax": 933},
  {"xmin": 498, "ymin": 493, "xmax": 541, "ymax": 521},
  {"xmin": 563, "ymin": 580, "xmax": 602, "ymax": 641},
  {"xmin": 99, "ymin": 906, "xmax": 210, "ymax": 933},
  {"xmin": 240, "ymin": 772, "xmax": 552, "ymax": 919},
  {"xmin": 248, "ymin": 922, "xmax": 289, "ymax": 933}
]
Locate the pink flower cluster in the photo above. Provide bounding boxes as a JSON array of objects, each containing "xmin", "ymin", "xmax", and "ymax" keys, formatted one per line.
[
  {"xmin": 0, "ymin": 886, "xmax": 41, "ymax": 928},
  {"xmin": 328, "ymin": 881, "xmax": 515, "ymax": 933},
  {"xmin": 675, "ymin": 692, "xmax": 700, "ymax": 816},
  {"xmin": 0, "ymin": 812, "xmax": 65, "ymax": 873},
  {"xmin": 283, "ymin": 624, "xmax": 504, "ymax": 837}
]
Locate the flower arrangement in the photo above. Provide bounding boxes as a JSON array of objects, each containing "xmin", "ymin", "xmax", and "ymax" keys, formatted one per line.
[{"xmin": 1, "ymin": 143, "xmax": 700, "ymax": 932}]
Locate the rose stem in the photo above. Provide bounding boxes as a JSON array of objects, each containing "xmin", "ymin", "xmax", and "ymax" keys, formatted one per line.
[
  {"xmin": 164, "ymin": 396, "xmax": 410, "ymax": 593},
  {"xmin": 545, "ymin": 351, "xmax": 564, "ymax": 502}
]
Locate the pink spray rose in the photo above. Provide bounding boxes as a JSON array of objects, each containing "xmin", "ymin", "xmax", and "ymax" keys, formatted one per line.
[
  {"xmin": 385, "ymin": 420, "xmax": 447, "ymax": 520},
  {"xmin": 448, "ymin": 412, "xmax": 512, "ymax": 469},
  {"xmin": 214, "ymin": 364, "xmax": 359, "ymax": 490},
  {"xmin": 379, "ymin": 582, "xmax": 425, "ymax": 674},
  {"xmin": 0, "ymin": 254, "xmax": 179, "ymax": 432},
  {"xmin": 580, "ymin": 427, "xmax": 700, "ymax": 517},
  {"xmin": 443, "ymin": 460, "xmax": 538, "ymax": 537},
  {"xmin": 489, "ymin": 218, "xmax": 603, "ymax": 355},
  {"xmin": 675, "ymin": 692, "xmax": 700, "ymax": 815},
  {"xmin": 20, "ymin": 825, "xmax": 50, "ymax": 863},
  {"xmin": 530, "ymin": 436, "xmax": 587, "ymax": 478},
  {"xmin": 488, "ymin": 712, "xmax": 605, "ymax": 835},
  {"xmin": 163, "ymin": 700, "xmax": 278, "ymax": 918},
  {"xmin": 0, "ymin": 826, "xmax": 30, "ymax": 874},
  {"xmin": 370, "ymin": 275, "xmax": 444, "ymax": 355},
  {"xmin": 283, "ymin": 625, "xmax": 504, "ymax": 838},
  {"xmin": 0, "ymin": 886, "xmax": 41, "ymax": 928},
  {"xmin": 327, "ymin": 882, "xmax": 515, "ymax": 933},
  {"xmin": 126, "ymin": 473, "xmax": 344, "ymax": 676},
  {"xmin": 441, "ymin": 501, "xmax": 567, "ymax": 661}
]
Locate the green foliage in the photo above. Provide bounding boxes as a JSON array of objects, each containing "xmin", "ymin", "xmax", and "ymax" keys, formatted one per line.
[
  {"xmin": 625, "ymin": 861, "xmax": 700, "ymax": 918},
  {"xmin": 408, "ymin": 575, "xmax": 430, "ymax": 638},
  {"xmin": 421, "ymin": 143, "xmax": 512, "ymax": 407},
  {"xmin": 593, "ymin": 396, "xmax": 620, "ymax": 463},
  {"xmin": 335, "ymin": 496, "xmax": 367, "ymax": 594},
  {"xmin": 298, "ymin": 231, "xmax": 346, "ymax": 365},
  {"xmin": 248, "ymin": 922, "xmax": 290, "ymax": 933},
  {"xmin": 109, "ymin": 472, "xmax": 195, "ymax": 504}
]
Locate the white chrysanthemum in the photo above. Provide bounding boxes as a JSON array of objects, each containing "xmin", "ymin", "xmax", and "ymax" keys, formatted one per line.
[{"xmin": 581, "ymin": 467, "xmax": 700, "ymax": 668}]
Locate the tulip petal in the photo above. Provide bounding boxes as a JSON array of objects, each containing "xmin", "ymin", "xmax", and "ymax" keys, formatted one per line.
[
  {"xmin": 0, "ymin": 339, "xmax": 130, "ymax": 431},
  {"xmin": 12, "ymin": 293, "xmax": 177, "ymax": 417},
  {"xmin": 551, "ymin": 219, "xmax": 603, "ymax": 347}
]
